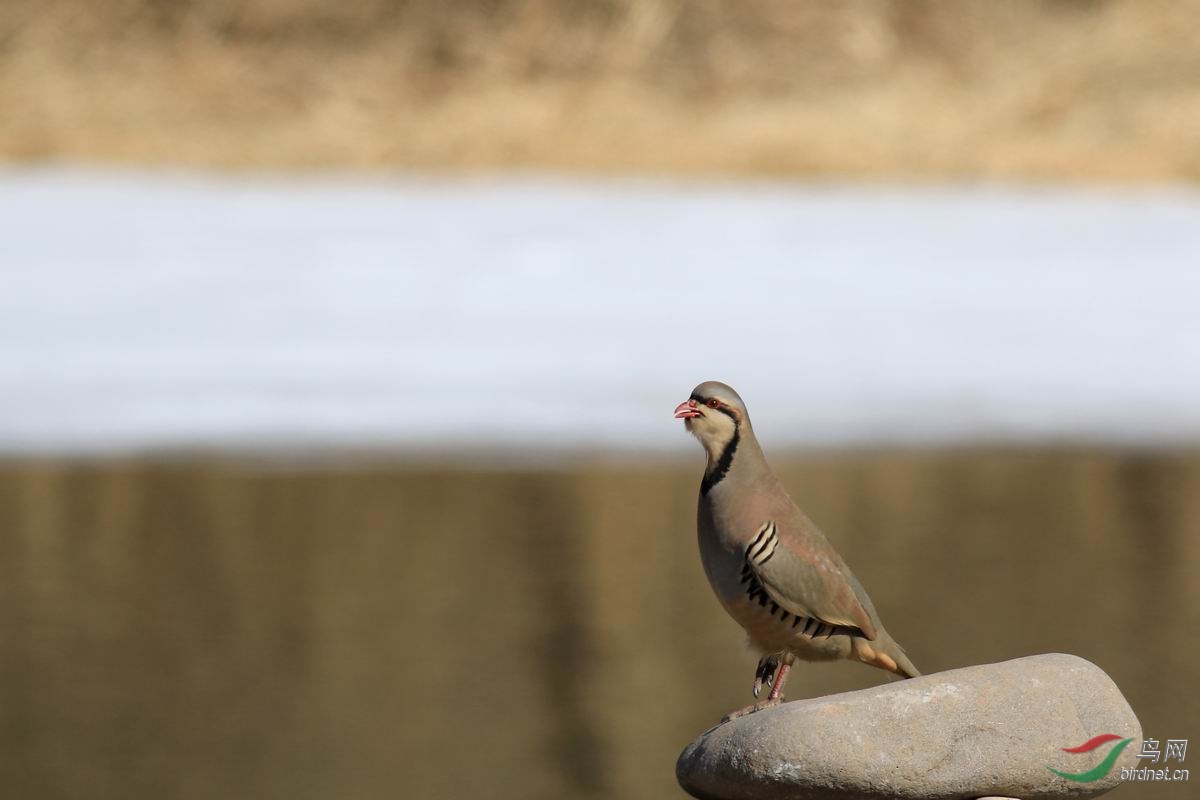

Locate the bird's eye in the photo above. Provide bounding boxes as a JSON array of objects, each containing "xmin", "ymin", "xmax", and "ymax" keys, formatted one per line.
[{"xmin": 706, "ymin": 399, "xmax": 720, "ymax": 409}]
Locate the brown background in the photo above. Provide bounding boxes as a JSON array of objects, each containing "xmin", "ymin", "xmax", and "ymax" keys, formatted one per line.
[
  {"xmin": 3, "ymin": 0, "xmax": 1200, "ymax": 179},
  {"xmin": 3, "ymin": 2, "xmax": 1197, "ymax": 799},
  {"xmin": 1, "ymin": 453, "xmax": 1195, "ymax": 799}
]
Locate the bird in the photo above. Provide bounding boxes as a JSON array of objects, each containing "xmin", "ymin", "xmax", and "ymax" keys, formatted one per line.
[{"xmin": 675, "ymin": 380, "xmax": 919, "ymax": 721}]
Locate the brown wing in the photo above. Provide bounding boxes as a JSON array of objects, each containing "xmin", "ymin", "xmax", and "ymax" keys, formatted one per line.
[{"xmin": 741, "ymin": 520, "xmax": 879, "ymax": 640}]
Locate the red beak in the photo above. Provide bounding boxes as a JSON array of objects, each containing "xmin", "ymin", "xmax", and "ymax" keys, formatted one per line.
[{"xmin": 674, "ymin": 399, "xmax": 702, "ymax": 419}]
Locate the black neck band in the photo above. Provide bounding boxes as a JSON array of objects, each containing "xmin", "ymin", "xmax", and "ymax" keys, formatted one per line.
[{"xmin": 701, "ymin": 428, "xmax": 739, "ymax": 496}]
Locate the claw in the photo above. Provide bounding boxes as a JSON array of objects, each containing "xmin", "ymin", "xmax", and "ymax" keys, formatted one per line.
[{"xmin": 752, "ymin": 654, "xmax": 780, "ymax": 699}]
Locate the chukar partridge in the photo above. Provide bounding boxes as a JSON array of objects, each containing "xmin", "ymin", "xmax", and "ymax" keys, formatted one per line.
[{"xmin": 675, "ymin": 381, "xmax": 919, "ymax": 720}]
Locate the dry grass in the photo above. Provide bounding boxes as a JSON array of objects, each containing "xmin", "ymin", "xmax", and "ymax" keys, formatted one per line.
[{"xmin": 4, "ymin": 0, "xmax": 1200, "ymax": 179}]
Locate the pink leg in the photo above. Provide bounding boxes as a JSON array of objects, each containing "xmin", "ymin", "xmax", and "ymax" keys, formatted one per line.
[
  {"xmin": 767, "ymin": 662, "xmax": 791, "ymax": 700},
  {"xmin": 722, "ymin": 659, "xmax": 793, "ymax": 723}
]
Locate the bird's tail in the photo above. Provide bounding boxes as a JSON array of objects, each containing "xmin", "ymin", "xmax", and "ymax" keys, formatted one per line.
[
  {"xmin": 890, "ymin": 646, "xmax": 921, "ymax": 679},
  {"xmin": 853, "ymin": 634, "xmax": 920, "ymax": 679}
]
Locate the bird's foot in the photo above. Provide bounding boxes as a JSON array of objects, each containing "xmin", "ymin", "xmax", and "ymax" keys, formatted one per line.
[
  {"xmin": 720, "ymin": 696, "xmax": 782, "ymax": 723},
  {"xmin": 751, "ymin": 654, "xmax": 781, "ymax": 697}
]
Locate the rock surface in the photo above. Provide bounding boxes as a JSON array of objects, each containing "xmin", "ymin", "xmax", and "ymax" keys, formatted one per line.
[{"xmin": 677, "ymin": 654, "xmax": 1141, "ymax": 800}]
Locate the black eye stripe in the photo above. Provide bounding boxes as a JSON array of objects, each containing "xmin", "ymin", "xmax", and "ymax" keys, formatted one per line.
[{"xmin": 690, "ymin": 395, "xmax": 740, "ymax": 421}]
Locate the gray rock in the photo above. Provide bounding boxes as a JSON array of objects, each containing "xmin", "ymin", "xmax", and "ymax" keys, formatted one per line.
[{"xmin": 677, "ymin": 654, "xmax": 1141, "ymax": 800}]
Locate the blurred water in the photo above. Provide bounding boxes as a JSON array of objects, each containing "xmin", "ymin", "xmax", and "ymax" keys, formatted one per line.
[
  {"xmin": 0, "ymin": 453, "xmax": 1195, "ymax": 800},
  {"xmin": 1, "ymin": 169, "xmax": 1199, "ymax": 453}
]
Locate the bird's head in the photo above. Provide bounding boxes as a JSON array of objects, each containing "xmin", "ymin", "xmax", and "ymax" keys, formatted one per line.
[{"xmin": 674, "ymin": 381, "xmax": 748, "ymax": 458}]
